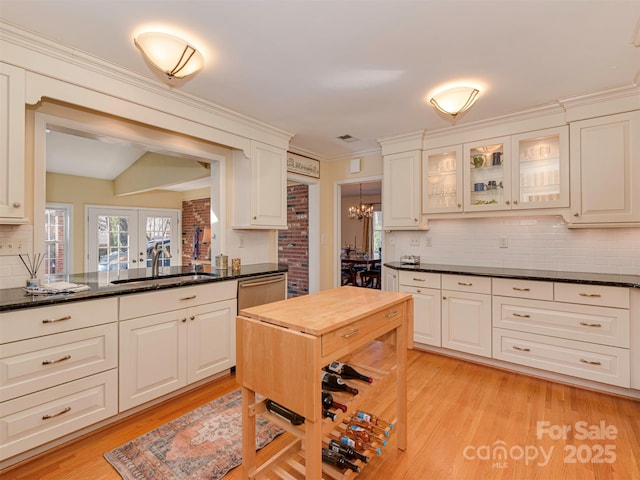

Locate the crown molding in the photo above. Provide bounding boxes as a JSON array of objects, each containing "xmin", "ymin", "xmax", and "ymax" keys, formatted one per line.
[{"xmin": 0, "ymin": 21, "xmax": 294, "ymax": 147}]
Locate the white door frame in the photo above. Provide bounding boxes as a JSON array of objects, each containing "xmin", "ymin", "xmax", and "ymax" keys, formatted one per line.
[{"xmin": 334, "ymin": 176, "xmax": 382, "ymax": 288}]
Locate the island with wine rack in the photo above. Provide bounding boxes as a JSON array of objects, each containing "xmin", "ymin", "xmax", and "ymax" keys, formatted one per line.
[{"xmin": 236, "ymin": 286, "xmax": 413, "ymax": 479}]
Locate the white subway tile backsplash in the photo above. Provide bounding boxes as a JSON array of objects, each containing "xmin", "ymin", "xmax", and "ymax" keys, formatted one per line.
[{"xmin": 386, "ymin": 215, "xmax": 640, "ymax": 275}]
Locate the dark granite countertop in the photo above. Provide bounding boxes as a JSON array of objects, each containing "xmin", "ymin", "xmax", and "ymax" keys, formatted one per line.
[
  {"xmin": 0, "ymin": 263, "xmax": 287, "ymax": 312},
  {"xmin": 384, "ymin": 262, "xmax": 640, "ymax": 288}
]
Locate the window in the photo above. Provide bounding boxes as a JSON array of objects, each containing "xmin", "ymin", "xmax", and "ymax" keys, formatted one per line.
[
  {"xmin": 372, "ymin": 210, "xmax": 383, "ymax": 257},
  {"xmin": 44, "ymin": 204, "xmax": 72, "ymax": 275}
]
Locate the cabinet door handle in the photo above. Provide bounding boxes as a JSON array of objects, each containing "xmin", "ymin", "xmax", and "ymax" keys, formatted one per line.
[
  {"xmin": 457, "ymin": 282, "xmax": 472, "ymax": 286},
  {"xmin": 579, "ymin": 322, "xmax": 602, "ymax": 328},
  {"xmin": 442, "ymin": 296, "xmax": 447, "ymax": 300},
  {"xmin": 13, "ymin": 202, "xmax": 21, "ymax": 208},
  {"xmin": 513, "ymin": 200, "xmax": 518, "ymax": 205},
  {"xmin": 580, "ymin": 358, "xmax": 601, "ymax": 366},
  {"xmin": 512, "ymin": 312, "xmax": 531, "ymax": 318},
  {"xmin": 413, "ymin": 278, "xmax": 426, "ymax": 282},
  {"xmin": 574, "ymin": 212, "xmax": 580, "ymax": 217},
  {"xmin": 42, "ymin": 315, "xmax": 72, "ymax": 324},
  {"xmin": 42, "ymin": 406, "xmax": 71, "ymax": 420},
  {"xmin": 579, "ymin": 293, "xmax": 602, "ymax": 298},
  {"xmin": 340, "ymin": 328, "xmax": 360, "ymax": 338},
  {"xmin": 181, "ymin": 318, "xmax": 187, "ymax": 323},
  {"xmin": 505, "ymin": 200, "xmax": 510, "ymax": 205},
  {"xmin": 385, "ymin": 310, "xmax": 399, "ymax": 318},
  {"xmin": 512, "ymin": 346, "xmax": 530, "ymax": 352},
  {"xmin": 42, "ymin": 354, "xmax": 71, "ymax": 365},
  {"xmin": 190, "ymin": 315, "xmax": 195, "ymax": 321},
  {"xmin": 179, "ymin": 295, "xmax": 197, "ymax": 301},
  {"xmin": 512, "ymin": 287, "xmax": 530, "ymax": 292}
]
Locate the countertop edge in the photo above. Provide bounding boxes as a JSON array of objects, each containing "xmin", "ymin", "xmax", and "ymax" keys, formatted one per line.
[{"xmin": 384, "ymin": 263, "xmax": 640, "ymax": 289}]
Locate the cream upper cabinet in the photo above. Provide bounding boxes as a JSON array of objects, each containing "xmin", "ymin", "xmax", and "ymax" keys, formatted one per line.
[
  {"xmin": 422, "ymin": 145, "xmax": 463, "ymax": 214},
  {"xmin": 0, "ymin": 63, "xmax": 26, "ymax": 222},
  {"xmin": 463, "ymin": 136, "xmax": 512, "ymax": 212},
  {"xmin": 383, "ymin": 150, "xmax": 421, "ymax": 229},
  {"xmin": 233, "ymin": 140, "xmax": 287, "ymax": 229},
  {"xmin": 511, "ymin": 126, "xmax": 569, "ymax": 210},
  {"xmin": 569, "ymin": 111, "xmax": 640, "ymax": 225}
]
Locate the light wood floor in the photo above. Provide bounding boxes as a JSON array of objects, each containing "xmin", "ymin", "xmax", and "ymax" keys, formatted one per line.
[{"xmin": 2, "ymin": 350, "xmax": 639, "ymax": 480}]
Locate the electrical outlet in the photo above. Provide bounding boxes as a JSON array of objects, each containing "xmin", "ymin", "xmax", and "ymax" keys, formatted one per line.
[
  {"xmin": 238, "ymin": 234, "xmax": 244, "ymax": 248},
  {"xmin": 498, "ymin": 236, "xmax": 508, "ymax": 248},
  {"xmin": 425, "ymin": 236, "xmax": 432, "ymax": 247},
  {"xmin": 410, "ymin": 237, "xmax": 420, "ymax": 246}
]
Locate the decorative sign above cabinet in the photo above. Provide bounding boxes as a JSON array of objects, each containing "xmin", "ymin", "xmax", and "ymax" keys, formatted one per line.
[{"xmin": 287, "ymin": 152, "xmax": 320, "ymax": 178}]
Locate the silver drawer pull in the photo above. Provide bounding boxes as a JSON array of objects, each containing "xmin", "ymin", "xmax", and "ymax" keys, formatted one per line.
[
  {"xmin": 340, "ymin": 328, "xmax": 360, "ymax": 339},
  {"xmin": 42, "ymin": 354, "xmax": 71, "ymax": 365},
  {"xmin": 457, "ymin": 282, "xmax": 473, "ymax": 286},
  {"xmin": 579, "ymin": 293, "xmax": 602, "ymax": 298},
  {"xmin": 42, "ymin": 406, "xmax": 71, "ymax": 420},
  {"xmin": 580, "ymin": 358, "xmax": 602, "ymax": 366},
  {"xmin": 579, "ymin": 322, "xmax": 602, "ymax": 328},
  {"xmin": 512, "ymin": 287, "xmax": 531, "ymax": 292},
  {"xmin": 413, "ymin": 278, "xmax": 426, "ymax": 282},
  {"xmin": 512, "ymin": 313, "xmax": 531, "ymax": 318},
  {"xmin": 385, "ymin": 310, "xmax": 399, "ymax": 318},
  {"xmin": 513, "ymin": 346, "xmax": 531, "ymax": 352},
  {"xmin": 179, "ymin": 295, "xmax": 197, "ymax": 301},
  {"xmin": 42, "ymin": 315, "xmax": 71, "ymax": 324}
]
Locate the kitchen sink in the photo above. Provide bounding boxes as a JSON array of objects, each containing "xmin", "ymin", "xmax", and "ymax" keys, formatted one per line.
[{"xmin": 111, "ymin": 272, "xmax": 218, "ymax": 287}]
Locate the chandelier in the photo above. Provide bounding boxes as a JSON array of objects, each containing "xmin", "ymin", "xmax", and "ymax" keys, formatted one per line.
[{"xmin": 348, "ymin": 184, "xmax": 374, "ymax": 220}]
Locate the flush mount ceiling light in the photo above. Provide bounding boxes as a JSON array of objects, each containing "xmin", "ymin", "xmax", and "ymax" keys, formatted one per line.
[
  {"xmin": 429, "ymin": 86, "xmax": 480, "ymax": 118},
  {"xmin": 134, "ymin": 31, "xmax": 204, "ymax": 80}
]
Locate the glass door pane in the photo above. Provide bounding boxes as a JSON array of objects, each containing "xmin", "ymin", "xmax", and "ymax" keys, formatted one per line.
[
  {"xmin": 516, "ymin": 133, "xmax": 561, "ymax": 206},
  {"xmin": 87, "ymin": 207, "xmax": 139, "ymax": 274},
  {"xmin": 465, "ymin": 137, "xmax": 511, "ymax": 211},
  {"xmin": 422, "ymin": 146, "xmax": 462, "ymax": 213},
  {"xmin": 139, "ymin": 210, "xmax": 179, "ymax": 268}
]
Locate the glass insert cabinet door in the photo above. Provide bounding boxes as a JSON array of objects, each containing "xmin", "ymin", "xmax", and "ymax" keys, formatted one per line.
[
  {"xmin": 422, "ymin": 145, "xmax": 463, "ymax": 213},
  {"xmin": 511, "ymin": 126, "xmax": 569, "ymax": 209},
  {"xmin": 464, "ymin": 136, "xmax": 512, "ymax": 211}
]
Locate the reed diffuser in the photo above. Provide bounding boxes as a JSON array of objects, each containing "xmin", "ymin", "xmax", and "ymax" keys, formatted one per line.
[{"xmin": 19, "ymin": 253, "xmax": 44, "ymax": 288}]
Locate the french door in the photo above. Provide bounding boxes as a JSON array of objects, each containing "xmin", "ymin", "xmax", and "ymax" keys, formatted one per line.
[{"xmin": 86, "ymin": 207, "xmax": 180, "ymax": 273}]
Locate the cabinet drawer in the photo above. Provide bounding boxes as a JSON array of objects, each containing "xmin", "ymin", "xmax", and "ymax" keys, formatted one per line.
[
  {"xmin": 493, "ymin": 297, "xmax": 629, "ymax": 348},
  {"xmin": 442, "ymin": 274, "xmax": 491, "ymax": 294},
  {"xmin": 119, "ymin": 281, "xmax": 237, "ymax": 320},
  {"xmin": 398, "ymin": 271, "xmax": 440, "ymax": 289},
  {"xmin": 0, "ymin": 323, "xmax": 118, "ymax": 402},
  {"xmin": 554, "ymin": 283, "xmax": 629, "ymax": 308},
  {"xmin": 492, "ymin": 278, "xmax": 553, "ymax": 301},
  {"xmin": 0, "ymin": 298, "xmax": 117, "ymax": 344},
  {"xmin": 493, "ymin": 328, "xmax": 630, "ymax": 388},
  {"xmin": 0, "ymin": 369, "xmax": 118, "ymax": 461},
  {"xmin": 322, "ymin": 303, "xmax": 405, "ymax": 357}
]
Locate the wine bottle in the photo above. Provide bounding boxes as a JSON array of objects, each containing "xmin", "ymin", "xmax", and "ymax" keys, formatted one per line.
[
  {"xmin": 323, "ymin": 408, "xmax": 337, "ymax": 421},
  {"xmin": 265, "ymin": 399, "xmax": 305, "ymax": 426},
  {"xmin": 356, "ymin": 410, "xmax": 393, "ymax": 429},
  {"xmin": 342, "ymin": 432, "xmax": 381, "ymax": 455},
  {"xmin": 321, "ymin": 372, "xmax": 358, "ymax": 395},
  {"xmin": 322, "ymin": 391, "xmax": 347, "ymax": 412},
  {"xmin": 348, "ymin": 417, "xmax": 390, "ymax": 436},
  {"xmin": 321, "ymin": 448, "xmax": 361, "ymax": 473},
  {"xmin": 325, "ymin": 361, "xmax": 373, "ymax": 383},
  {"xmin": 328, "ymin": 439, "xmax": 370, "ymax": 463},
  {"xmin": 347, "ymin": 425, "xmax": 387, "ymax": 446}
]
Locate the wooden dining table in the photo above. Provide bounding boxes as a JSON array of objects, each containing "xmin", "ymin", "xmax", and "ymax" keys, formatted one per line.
[{"xmin": 341, "ymin": 256, "xmax": 381, "ymax": 287}]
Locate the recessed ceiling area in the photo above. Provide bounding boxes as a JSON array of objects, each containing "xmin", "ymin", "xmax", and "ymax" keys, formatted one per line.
[{"xmin": 2, "ymin": 1, "xmax": 639, "ymax": 159}]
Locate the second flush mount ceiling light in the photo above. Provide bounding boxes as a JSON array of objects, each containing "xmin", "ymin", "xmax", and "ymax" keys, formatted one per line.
[
  {"xmin": 134, "ymin": 31, "xmax": 204, "ymax": 80},
  {"xmin": 429, "ymin": 86, "xmax": 480, "ymax": 118}
]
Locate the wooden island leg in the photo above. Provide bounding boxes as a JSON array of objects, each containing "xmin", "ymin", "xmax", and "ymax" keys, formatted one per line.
[
  {"xmin": 396, "ymin": 307, "xmax": 409, "ymax": 451},
  {"xmin": 242, "ymin": 387, "xmax": 257, "ymax": 479}
]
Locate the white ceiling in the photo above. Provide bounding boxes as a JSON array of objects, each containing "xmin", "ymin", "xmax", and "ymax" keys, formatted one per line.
[{"xmin": 2, "ymin": 1, "xmax": 639, "ymax": 160}]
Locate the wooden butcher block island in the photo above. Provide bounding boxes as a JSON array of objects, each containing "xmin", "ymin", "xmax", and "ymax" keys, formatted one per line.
[{"xmin": 236, "ymin": 286, "xmax": 414, "ymax": 479}]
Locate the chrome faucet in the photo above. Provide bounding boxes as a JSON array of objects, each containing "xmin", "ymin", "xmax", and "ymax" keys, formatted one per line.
[{"xmin": 151, "ymin": 242, "xmax": 172, "ymax": 277}]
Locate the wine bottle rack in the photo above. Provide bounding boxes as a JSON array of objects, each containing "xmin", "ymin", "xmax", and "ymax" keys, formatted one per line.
[{"xmin": 236, "ymin": 287, "xmax": 412, "ymax": 479}]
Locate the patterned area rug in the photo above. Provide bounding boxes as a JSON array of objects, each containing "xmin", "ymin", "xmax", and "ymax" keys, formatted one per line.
[{"xmin": 104, "ymin": 389, "xmax": 283, "ymax": 480}]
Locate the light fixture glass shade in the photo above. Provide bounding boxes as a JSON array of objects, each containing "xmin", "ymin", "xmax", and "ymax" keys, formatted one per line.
[
  {"xmin": 134, "ymin": 32, "xmax": 204, "ymax": 79},
  {"xmin": 430, "ymin": 86, "xmax": 480, "ymax": 118}
]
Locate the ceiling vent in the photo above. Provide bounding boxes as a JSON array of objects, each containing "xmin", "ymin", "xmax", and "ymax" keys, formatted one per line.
[{"xmin": 337, "ymin": 134, "xmax": 359, "ymax": 143}]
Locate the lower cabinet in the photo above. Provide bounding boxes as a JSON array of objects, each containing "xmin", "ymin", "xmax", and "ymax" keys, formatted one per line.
[
  {"xmin": 398, "ymin": 271, "xmax": 441, "ymax": 346},
  {"xmin": 119, "ymin": 298, "xmax": 236, "ymax": 411},
  {"xmin": 441, "ymin": 275, "xmax": 492, "ymax": 358}
]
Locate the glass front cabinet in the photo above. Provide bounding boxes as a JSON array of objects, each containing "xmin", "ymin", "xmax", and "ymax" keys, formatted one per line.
[
  {"xmin": 422, "ymin": 145, "xmax": 463, "ymax": 213},
  {"xmin": 462, "ymin": 126, "xmax": 568, "ymax": 212}
]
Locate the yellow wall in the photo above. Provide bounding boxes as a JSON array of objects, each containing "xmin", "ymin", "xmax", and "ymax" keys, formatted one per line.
[
  {"xmin": 46, "ymin": 172, "xmax": 183, "ymax": 273},
  {"xmin": 319, "ymin": 152, "xmax": 383, "ymax": 290}
]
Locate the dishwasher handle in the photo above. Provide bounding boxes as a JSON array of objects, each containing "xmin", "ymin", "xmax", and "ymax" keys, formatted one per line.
[{"xmin": 239, "ymin": 276, "xmax": 285, "ymax": 288}]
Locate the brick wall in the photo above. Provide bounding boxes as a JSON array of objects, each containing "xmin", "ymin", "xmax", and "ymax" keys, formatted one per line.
[
  {"xmin": 279, "ymin": 184, "xmax": 309, "ymax": 297},
  {"xmin": 182, "ymin": 198, "xmax": 210, "ymax": 264}
]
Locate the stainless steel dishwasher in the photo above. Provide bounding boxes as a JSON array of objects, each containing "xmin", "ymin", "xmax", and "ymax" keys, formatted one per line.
[{"xmin": 237, "ymin": 273, "xmax": 287, "ymax": 311}]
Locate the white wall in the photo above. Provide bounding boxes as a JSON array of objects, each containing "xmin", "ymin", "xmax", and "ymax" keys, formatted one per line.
[{"xmin": 384, "ymin": 215, "xmax": 640, "ymax": 275}]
